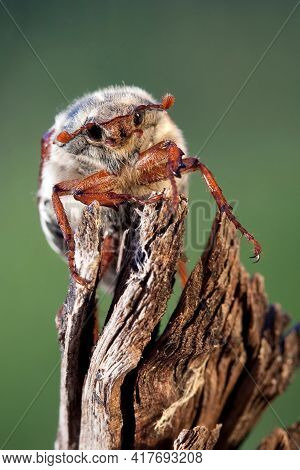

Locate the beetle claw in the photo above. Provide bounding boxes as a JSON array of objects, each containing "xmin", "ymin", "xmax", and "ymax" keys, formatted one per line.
[{"xmin": 250, "ymin": 253, "xmax": 260, "ymax": 263}]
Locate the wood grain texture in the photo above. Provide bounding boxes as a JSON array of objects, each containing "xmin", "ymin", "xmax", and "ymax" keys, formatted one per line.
[
  {"xmin": 79, "ymin": 197, "xmax": 188, "ymax": 449},
  {"xmin": 55, "ymin": 203, "xmax": 101, "ymax": 449},
  {"xmin": 174, "ymin": 425, "xmax": 221, "ymax": 450}
]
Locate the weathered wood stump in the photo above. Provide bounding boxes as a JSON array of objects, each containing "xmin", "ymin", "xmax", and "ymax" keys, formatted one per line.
[{"xmin": 54, "ymin": 198, "xmax": 300, "ymax": 450}]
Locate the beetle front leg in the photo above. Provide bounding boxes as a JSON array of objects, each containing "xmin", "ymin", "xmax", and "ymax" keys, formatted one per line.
[
  {"xmin": 52, "ymin": 171, "xmax": 118, "ymax": 286},
  {"xmin": 52, "ymin": 181, "xmax": 87, "ymax": 285},
  {"xmin": 53, "ymin": 183, "xmax": 166, "ymax": 286},
  {"xmin": 181, "ymin": 157, "xmax": 262, "ymax": 261},
  {"xmin": 73, "ymin": 190, "xmax": 165, "ymax": 207},
  {"xmin": 136, "ymin": 140, "xmax": 186, "ymax": 209},
  {"xmin": 136, "ymin": 143, "xmax": 261, "ymax": 262}
]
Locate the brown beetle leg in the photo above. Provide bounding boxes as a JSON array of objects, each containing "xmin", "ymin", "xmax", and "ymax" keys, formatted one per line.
[
  {"xmin": 73, "ymin": 191, "xmax": 165, "ymax": 207},
  {"xmin": 52, "ymin": 173, "xmax": 166, "ymax": 285},
  {"xmin": 136, "ymin": 140, "xmax": 185, "ymax": 209},
  {"xmin": 52, "ymin": 172, "xmax": 118, "ymax": 286},
  {"xmin": 181, "ymin": 157, "xmax": 262, "ymax": 261},
  {"xmin": 177, "ymin": 257, "xmax": 188, "ymax": 287},
  {"xmin": 99, "ymin": 234, "xmax": 118, "ymax": 279},
  {"xmin": 136, "ymin": 143, "xmax": 261, "ymax": 261},
  {"xmin": 52, "ymin": 182, "xmax": 86, "ymax": 285}
]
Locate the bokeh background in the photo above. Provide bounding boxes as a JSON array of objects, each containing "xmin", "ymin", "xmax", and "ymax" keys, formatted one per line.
[{"xmin": 0, "ymin": 0, "xmax": 299, "ymax": 450}]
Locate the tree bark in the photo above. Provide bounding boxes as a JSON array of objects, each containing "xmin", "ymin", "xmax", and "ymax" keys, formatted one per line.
[{"xmin": 55, "ymin": 198, "xmax": 300, "ymax": 450}]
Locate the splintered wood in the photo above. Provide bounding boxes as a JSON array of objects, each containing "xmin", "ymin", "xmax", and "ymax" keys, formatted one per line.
[{"xmin": 55, "ymin": 198, "xmax": 300, "ymax": 450}]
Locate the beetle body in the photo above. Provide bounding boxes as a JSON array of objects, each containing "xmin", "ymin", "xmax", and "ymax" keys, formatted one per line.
[
  {"xmin": 39, "ymin": 85, "xmax": 261, "ymax": 288},
  {"xmin": 38, "ymin": 86, "xmax": 188, "ymax": 289}
]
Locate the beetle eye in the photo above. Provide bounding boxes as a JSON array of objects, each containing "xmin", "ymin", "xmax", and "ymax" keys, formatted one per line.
[
  {"xmin": 133, "ymin": 111, "xmax": 143, "ymax": 127},
  {"xmin": 86, "ymin": 124, "xmax": 103, "ymax": 141}
]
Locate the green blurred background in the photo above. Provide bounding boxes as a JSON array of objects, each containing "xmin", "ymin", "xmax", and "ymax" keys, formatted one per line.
[{"xmin": 0, "ymin": 0, "xmax": 299, "ymax": 450}]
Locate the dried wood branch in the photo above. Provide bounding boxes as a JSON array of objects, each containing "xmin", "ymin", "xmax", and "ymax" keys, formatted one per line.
[
  {"xmin": 55, "ymin": 202, "xmax": 102, "ymax": 450},
  {"xmin": 216, "ymin": 304, "xmax": 300, "ymax": 449},
  {"xmin": 174, "ymin": 425, "xmax": 221, "ymax": 450},
  {"xmin": 258, "ymin": 422, "xmax": 300, "ymax": 450},
  {"xmin": 79, "ymin": 197, "xmax": 188, "ymax": 449},
  {"xmin": 55, "ymin": 198, "xmax": 300, "ymax": 450}
]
